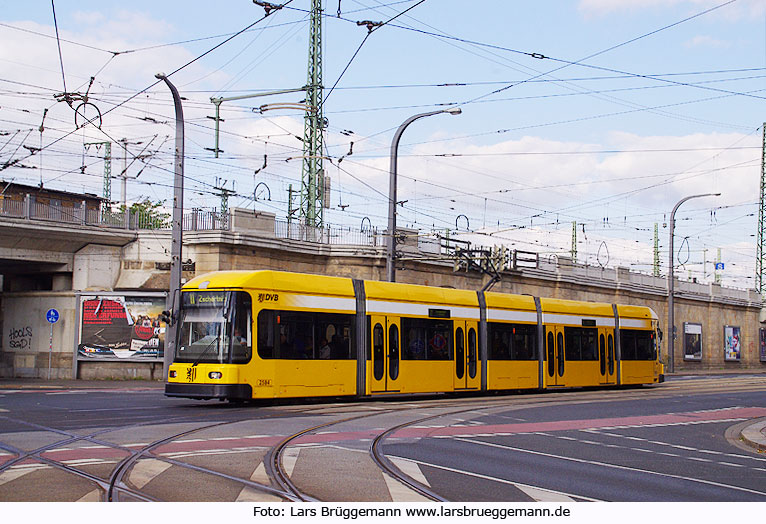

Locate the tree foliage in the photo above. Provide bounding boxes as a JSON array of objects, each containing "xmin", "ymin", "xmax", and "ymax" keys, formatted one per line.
[{"xmin": 122, "ymin": 199, "xmax": 170, "ymax": 229}]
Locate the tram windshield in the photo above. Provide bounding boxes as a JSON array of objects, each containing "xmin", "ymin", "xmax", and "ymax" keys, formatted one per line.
[{"xmin": 176, "ymin": 290, "xmax": 252, "ymax": 364}]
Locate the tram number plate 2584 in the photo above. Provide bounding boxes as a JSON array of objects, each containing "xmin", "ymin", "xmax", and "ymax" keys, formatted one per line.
[{"xmin": 255, "ymin": 378, "xmax": 273, "ymax": 387}]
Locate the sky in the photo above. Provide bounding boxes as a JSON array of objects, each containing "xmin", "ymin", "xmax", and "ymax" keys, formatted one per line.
[{"xmin": 2, "ymin": 0, "xmax": 766, "ymax": 289}]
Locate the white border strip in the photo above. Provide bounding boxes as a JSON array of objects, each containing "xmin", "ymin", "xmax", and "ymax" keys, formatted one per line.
[
  {"xmin": 487, "ymin": 309, "xmax": 537, "ymax": 323},
  {"xmin": 288, "ymin": 295, "xmax": 356, "ymax": 312},
  {"xmin": 620, "ymin": 318, "xmax": 652, "ymax": 329},
  {"xmin": 366, "ymin": 299, "xmax": 480, "ymax": 320},
  {"xmin": 542, "ymin": 313, "xmax": 615, "ymax": 327}
]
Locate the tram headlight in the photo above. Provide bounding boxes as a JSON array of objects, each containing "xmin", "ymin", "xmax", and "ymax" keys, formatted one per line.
[{"xmin": 209, "ymin": 371, "xmax": 223, "ymax": 380}]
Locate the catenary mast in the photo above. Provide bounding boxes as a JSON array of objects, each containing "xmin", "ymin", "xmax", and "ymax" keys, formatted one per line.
[
  {"xmin": 757, "ymin": 124, "xmax": 766, "ymax": 294},
  {"xmin": 300, "ymin": 0, "xmax": 325, "ymax": 228}
]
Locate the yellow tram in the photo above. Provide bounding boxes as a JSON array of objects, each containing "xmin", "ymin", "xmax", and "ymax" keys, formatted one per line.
[{"xmin": 165, "ymin": 270, "xmax": 664, "ymax": 401}]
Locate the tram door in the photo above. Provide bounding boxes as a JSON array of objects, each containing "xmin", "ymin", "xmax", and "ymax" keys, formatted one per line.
[
  {"xmin": 453, "ymin": 321, "xmax": 480, "ymax": 391},
  {"xmin": 370, "ymin": 315, "xmax": 402, "ymax": 393},
  {"xmin": 598, "ymin": 330, "xmax": 616, "ymax": 385},
  {"xmin": 545, "ymin": 325, "xmax": 565, "ymax": 386}
]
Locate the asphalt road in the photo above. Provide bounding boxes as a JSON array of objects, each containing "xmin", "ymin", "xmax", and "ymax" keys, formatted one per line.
[{"xmin": 0, "ymin": 375, "xmax": 765, "ymax": 503}]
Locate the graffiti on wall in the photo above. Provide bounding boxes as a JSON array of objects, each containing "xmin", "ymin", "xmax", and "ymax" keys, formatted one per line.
[{"xmin": 8, "ymin": 326, "xmax": 32, "ymax": 349}]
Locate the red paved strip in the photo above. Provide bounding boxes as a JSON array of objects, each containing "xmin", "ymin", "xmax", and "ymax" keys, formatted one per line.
[
  {"xmin": 394, "ymin": 406, "xmax": 766, "ymax": 438},
  {"xmin": 153, "ymin": 435, "xmax": 284, "ymax": 455},
  {"xmin": 13, "ymin": 407, "xmax": 766, "ymax": 464},
  {"xmin": 40, "ymin": 446, "xmax": 131, "ymax": 462},
  {"xmin": 0, "ymin": 454, "xmax": 18, "ymax": 467}
]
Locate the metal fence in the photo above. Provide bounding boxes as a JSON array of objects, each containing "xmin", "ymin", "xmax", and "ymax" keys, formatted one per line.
[
  {"xmin": 274, "ymin": 219, "xmax": 382, "ymax": 247},
  {"xmin": 0, "ymin": 195, "xmax": 230, "ymax": 232},
  {"xmin": 0, "ymin": 196, "xmax": 539, "ymax": 269}
]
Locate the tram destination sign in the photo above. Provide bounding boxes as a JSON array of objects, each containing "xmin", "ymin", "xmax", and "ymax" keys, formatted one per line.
[{"xmin": 183, "ymin": 291, "xmax": 227, "ymax": 307}]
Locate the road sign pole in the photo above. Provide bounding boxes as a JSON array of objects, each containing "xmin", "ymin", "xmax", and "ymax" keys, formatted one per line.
[
  {"xmin": 45, "ymin": 308, "xmax": 59, "ymax": 380},
  {"xmin": 48, "ymin": 322, "xmax": 53, "ymax": 380}
]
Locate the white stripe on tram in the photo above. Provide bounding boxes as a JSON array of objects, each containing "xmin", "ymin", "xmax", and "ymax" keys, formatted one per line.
[{"xmin": 366, "ymin": 300, "xmax": 480, "ymax": 320}]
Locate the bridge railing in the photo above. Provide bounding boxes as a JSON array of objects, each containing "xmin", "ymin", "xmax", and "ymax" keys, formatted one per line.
[
  {"xmin": 273, "ymin": 219, "xmax": 382, "ymax": 247},
  {"xmin": 0, "ymin": 194, "xmax": 231, "ymax": 231}
]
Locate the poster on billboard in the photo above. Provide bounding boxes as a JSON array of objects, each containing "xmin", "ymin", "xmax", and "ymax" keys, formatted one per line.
[
  {"xmin": 77, "ymin": 294, "xmax": 166, "ymax": 360},
  {"xmin": 723, "ymin": 325, "xmax": 741, "ymax": 362},
  {"xmin": 683, "ymin": 322, "xmax": 702, "ymax": 361},
  {"xmin": 760, "ymin": 328, "xmax": 766, "ymax": 362}
]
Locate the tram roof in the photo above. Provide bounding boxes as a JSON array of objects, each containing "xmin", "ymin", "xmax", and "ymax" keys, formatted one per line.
[
  {"xmin": 183, "ymin": 270, "xmax": 355, "ymax": 297},
  {"xmin": 363, "ymin": 279, "xmax": 479, "ymax": 307}
]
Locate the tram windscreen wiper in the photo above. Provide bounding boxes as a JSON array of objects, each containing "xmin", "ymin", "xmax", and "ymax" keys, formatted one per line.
[{"xmin": 191, "ymin": 336, "xmax": 220, "ymax": 367}]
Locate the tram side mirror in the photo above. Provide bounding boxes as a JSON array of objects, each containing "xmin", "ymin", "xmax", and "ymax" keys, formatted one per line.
[{"xmin": 657, "ymin": 328, "xmax": 663, "ymax": 342}]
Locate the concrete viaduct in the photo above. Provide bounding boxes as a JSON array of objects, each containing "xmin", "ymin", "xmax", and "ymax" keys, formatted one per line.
[{"xmin": 0, "ymin": 206, "xmax": 763, "ymax": 379}]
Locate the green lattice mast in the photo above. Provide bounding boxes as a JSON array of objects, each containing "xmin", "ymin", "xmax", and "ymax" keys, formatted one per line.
[
  {"xmin": 653, "ymin": 223, "xmax": 660, "ymax": 277},
  {"xmin": 571, "ymin": 221, "xmax": 577, "ymax": 263},
  {"xmin": 757, "ymin": 123, "xmax": 766, "ymax": 294},
  {"xmin": 300, "ymin": 0, "xmax": 325, "ymax": 228}
]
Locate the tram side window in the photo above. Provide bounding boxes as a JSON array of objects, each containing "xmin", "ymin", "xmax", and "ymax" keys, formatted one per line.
[
  {"xmin": 621, "ymin": 330, "xmax": 656, "ymax": 361},
  {"xmin": 564, "ymin": 327, "xmax": 598, "ymax": 361},
  {"xmin": 231, "ymin": 293, "xmax": 252, "ymax": 363},
  {"xmin": 257, "ymin": 310, "xmax": 354, "ymax": 360},
  {"xmin": 401, "ymin": 318, "xmax": 453, "ymax": 360},
  {"xmin": 488, "ymin": 323, "xmax": 537, "ymax": 360}
]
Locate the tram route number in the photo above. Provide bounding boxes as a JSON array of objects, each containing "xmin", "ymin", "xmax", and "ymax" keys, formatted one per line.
[{"xmin": 254, "ymin": 378, "xmax": 273, "ymax": 387}]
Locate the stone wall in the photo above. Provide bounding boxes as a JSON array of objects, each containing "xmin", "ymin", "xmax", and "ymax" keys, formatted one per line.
[
  {"xmin": 0, "ymin": 292, "xmax": 76, "ymax": 378},
  {"xmin": 1, "ymin": 207, "xmax": 763, "ymax": 379}
]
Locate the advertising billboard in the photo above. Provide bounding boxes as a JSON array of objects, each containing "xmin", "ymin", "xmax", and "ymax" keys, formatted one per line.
[
  {"xmin": 683, "ymin": 322, "xmax": 702, "ymax": 361},
  {"xmin": 723, "ymin": 325, "xmax": 740, "ymax": 362},
  {"xmin": 77, "ymin": 294, "xmax": 166, "ymax": 360}
]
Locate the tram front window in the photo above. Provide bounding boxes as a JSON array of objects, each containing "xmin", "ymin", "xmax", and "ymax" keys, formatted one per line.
[{"xmin": 176, "ymin": 290, "xmax": 252, "ymax": 364}]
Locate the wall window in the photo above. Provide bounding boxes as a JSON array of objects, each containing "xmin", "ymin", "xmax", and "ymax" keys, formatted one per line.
[
  {"xmin": 257, "ymin": 310, "xmax": 354, "ymax": 360},
  {"xmin": 488, "ymin": 323, "xmax": 537, "ymax": 360},
  {"xmin": 400, "ymin": 318, "xmax": 453, "ymax": 360},
  {"xmin": 563, "ymin": 327, "xmax": 598, "ymax": 361},
  {"xmin": 683, "ymin": 322, "xmax": 702, "ymax": 361}
]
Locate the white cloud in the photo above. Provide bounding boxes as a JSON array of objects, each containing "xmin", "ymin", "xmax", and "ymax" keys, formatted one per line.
[
  {"xmin": 683, "ymin": 35, "xmax": 730, "ymax": 48},
  {"xmin": 578, "ymin": 0, "xmax": 765, "ymax": 18}
]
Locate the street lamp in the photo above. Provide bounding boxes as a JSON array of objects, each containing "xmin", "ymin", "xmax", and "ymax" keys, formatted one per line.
[
  {"xmin": 387, "ymin": 107, "xmax": 462, "ymax": 282},
  {"xmin": 155, "ymin": 73, "xmax": 185, "ymax": 380},
  {"xmin": 667, "ymin": 192, "xmax": 720, "ymax": 373}
]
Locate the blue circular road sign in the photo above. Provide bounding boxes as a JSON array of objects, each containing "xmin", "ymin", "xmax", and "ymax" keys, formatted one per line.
[{"xmin": 46, "ymin": 308, "xmax": 59, "ymax": 324}]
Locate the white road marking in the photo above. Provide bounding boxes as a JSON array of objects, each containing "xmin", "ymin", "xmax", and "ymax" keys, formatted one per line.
[
  {"xmin": 382, "ymin": 472, "xmax": 431, "ymax": 502},
  {"xmin": 161, "ymin": 446, "xmax": 268, "ymax": 459},
  {"xmin": 282, "ymin": 447, "xmax": 300, "ymax": 477},
  {"xmin": 76, "ymin": 489, "xmax": 102, "ymax": 502},
  {"xmin": 585, "ymin": 429, "xmax": 766, "ymax": 464},
  {"xmin": 516, "ymin": 484, "xmax": 577, "ymax": 503},
  {"xmin": 389, "ymin": 455, "xmax": 594, "ymax": 502},
  {"xmin": 390, "ymin": 457, "xmax": 431, "ymax": 487},
  {"xmin": 454, "ymin": 437, "xmax": 766, "ymax": 498},
  {"xmin": 129, "ymin": 458, "xmax": 172, "ymax": 489},
  {"xmin": 235, "ymin": 486, "xmax": 282, "ymax": 502},
  {"xmin": 0, "ymin": 468, "xmax": 35, "ymax": 487},
  {"xmin": 250, "ymin": 462, "xmax": 270, "ymax": 484},
  {"xmin": 45, "ymin": 392, "xmax": 87, "ymax": 395}
]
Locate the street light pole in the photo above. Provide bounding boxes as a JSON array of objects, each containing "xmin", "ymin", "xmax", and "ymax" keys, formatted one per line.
[
  {"xmin": 387, "ymin": 108, "xmax": 461, "ymax": 282},
  {"xmin": 667, "ymin": 192, "xmax": 720, "ymax": 373},
  {"xmin": 155, "ymin": 73, "xmax": 185, "ymax": 381}
]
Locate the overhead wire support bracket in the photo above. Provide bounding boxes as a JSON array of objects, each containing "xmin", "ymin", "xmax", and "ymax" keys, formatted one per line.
[
  {"xmin": 253, "ymin": 1, "xmax": 284, "ymax": 16},
  {"xmin": 434, "ymin": 233, "xmax": 502, "ymax": 292},
  {"xmin": 208, "ymin": 87, "xmax": 306, "ymax": 158},
  {"xmin": 356, "ymin": 20, "xmax": 383, "ymax": 33}
]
